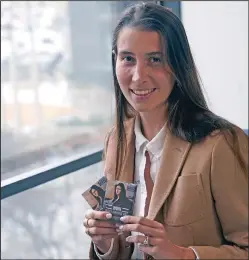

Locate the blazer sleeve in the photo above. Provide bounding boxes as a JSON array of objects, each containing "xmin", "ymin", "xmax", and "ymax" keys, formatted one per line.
[
  {"xmin": 89, "ymin": 234, "xmax": 134, "ymax": 260},
  {"xmin": 190, "ymin": 129, "xmax": 248, "ymax": 259}
]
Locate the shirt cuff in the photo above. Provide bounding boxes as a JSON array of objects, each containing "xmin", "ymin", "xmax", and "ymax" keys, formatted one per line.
[
  {"xmin": 93, "ymin": 238, "xmax": 114, "ymax": 259},
  {"xmin": 189, "ymin": 247, "xmax": 200, "ymax": 259}
]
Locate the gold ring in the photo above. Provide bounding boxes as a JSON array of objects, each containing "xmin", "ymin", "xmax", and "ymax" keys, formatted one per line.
[{"xmin": 86, "ymin": 218, "xmax": 91, "ymax": 228}]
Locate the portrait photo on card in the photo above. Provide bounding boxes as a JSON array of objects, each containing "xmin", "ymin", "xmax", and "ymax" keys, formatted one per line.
[
  {"xmin": 82, "ymin": 176, "xmax": 107, "ymax": 210},
  {"xmin": 103, "ymin": 180, "xmax": 137, "ymax": 222}
]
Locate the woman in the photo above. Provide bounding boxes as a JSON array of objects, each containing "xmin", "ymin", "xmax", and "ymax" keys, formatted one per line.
[
  {"xmin": 112, "ymin": 182, "xmax": 133, "ymax": 210},
  {"xmin": 83, "ymin": 2, "xmax": 248, "ymax": 259},
  {"xmin": 89, "ymin": 185, "xmax": 105, "ymax": 210}
]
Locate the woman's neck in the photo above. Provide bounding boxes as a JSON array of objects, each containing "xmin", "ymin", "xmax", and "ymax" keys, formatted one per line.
[{"xmin": 139, "ymin": 107, "xmax": 167, "ymax": 141}]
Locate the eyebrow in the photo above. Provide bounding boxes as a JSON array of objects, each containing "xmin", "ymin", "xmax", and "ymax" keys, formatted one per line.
[{"xmin": 118, "ymin": 51, "xmax": 163, "ymax": 56}]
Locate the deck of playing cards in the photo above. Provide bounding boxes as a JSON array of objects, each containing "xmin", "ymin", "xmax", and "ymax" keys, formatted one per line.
[{"xmin": 82, "ymin": 177, "xmax": 137, "ymax": 222}]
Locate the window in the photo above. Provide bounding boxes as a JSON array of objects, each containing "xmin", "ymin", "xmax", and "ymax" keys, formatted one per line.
[{"xmin": 1, "ymin": 1, "xmax": 117, "ymax": 179}]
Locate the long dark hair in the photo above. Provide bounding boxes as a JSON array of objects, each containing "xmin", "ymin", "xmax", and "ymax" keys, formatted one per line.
[
  {"xmin": 113, "ymin": 182, "xmax": 126, "ymax": 202},
  {"xmin": 110, "ymin": 2, "xmax": 247, "ymax": 178},
  {"xmin": 90, "ymin": 185, "xmax": 105, "ymax": 204}
]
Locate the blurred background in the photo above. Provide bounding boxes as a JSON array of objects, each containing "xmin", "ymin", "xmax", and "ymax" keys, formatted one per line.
[{"xmin": 1, "ymin": 1, "xmax": 248, "ymax": 259}]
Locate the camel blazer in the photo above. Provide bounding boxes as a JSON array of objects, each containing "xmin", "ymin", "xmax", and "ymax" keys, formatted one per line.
[{"xmin": 90, "ymin": 118, "xmax": 248, "ymax": 259}]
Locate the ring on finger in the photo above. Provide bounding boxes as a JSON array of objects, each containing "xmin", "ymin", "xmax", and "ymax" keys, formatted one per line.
[
  {"xmin": 86, "ymin": 218, "xmax": 91, "ymax": 227},
  {"xmin": 142, "ymin": 236, "xmax": 150, "ymax": 246},
  {"xmin": 83, "ymin": 218, "xmax": 91, "ymax": 228}
]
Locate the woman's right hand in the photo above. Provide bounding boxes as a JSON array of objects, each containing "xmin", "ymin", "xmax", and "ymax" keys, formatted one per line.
[{"xmin": 83, "ymin": 209, "xmax": 118, "ymax": 254}]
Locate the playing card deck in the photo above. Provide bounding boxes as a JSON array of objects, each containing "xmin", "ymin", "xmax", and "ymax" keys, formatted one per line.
[{"xmin": 82, "ymin": 177, "xmax": 137, "ymax": 222}]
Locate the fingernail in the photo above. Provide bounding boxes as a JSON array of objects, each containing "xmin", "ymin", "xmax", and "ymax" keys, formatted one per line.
[
  {"xmin": 120, "ymin": 216, "xmax": 126, "ymax": 221},
  {"xmin": 106, "ymin": 213, "xmax": 112, "ymax": 219}
]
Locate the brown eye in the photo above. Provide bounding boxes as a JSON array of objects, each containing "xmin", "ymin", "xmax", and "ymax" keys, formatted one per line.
[
  {"xmin": 149, "ymin": 57, "xmax": 162, "ymax": 63},
  {"xmin": 122, "ymin": 56, "xmax": 135, "ymax": 63}
]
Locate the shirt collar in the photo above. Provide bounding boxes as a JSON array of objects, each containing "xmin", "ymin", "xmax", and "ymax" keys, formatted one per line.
[
  {"xmin": 134, "ymin": 116, "xmax": 167, "ymax": 156},
  {"xmin": 146, "ymin": 122, "xmax": 167, "ymax": 156}
]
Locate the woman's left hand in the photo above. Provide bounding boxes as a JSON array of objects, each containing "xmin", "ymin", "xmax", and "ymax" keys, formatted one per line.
[{"xmin": 117, "ymin": 216, "xmax": 196, "ymax": 259}]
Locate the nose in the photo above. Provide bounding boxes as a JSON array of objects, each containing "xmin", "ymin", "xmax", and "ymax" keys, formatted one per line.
[{"xmin": 132, "ymin": 63, "xmax": 148, "ymax": 83}]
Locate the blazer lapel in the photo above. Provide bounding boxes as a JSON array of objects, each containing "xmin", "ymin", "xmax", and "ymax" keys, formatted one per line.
[{"xmin": 148, "ymin": 131, "xmax": 192, "ymax": 220}]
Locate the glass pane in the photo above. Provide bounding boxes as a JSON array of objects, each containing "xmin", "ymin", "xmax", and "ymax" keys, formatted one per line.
[
  {"xmin": 1, "ymin": 1, "xmax": 117, "ymax": 179},
  {"xmin": 1, "ymin": 162, "xmax": 103, "ymax": 259}
]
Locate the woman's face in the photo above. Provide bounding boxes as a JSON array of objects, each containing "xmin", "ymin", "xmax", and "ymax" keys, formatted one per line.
[
  {"xmin": 116, "ymin": 185, "xmax": 122, "ymax": 196},
  {"xmin": 115, "ymin": 27, "xmax": 174, "ymax": 114},
  {"xmin": 91, "ymin": 189, "xmax": 98, "ymax": 197}
]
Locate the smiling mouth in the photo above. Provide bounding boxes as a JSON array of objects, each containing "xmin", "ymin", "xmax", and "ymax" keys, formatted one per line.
[{"xmin": 130, "ymin": 88, "xmax": 156, "ymax": 96}]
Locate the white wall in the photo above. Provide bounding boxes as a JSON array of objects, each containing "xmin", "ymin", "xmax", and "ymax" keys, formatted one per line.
[{"xmin": 182, "ymin": 1, "xmax": 248, "ymax": 129}]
